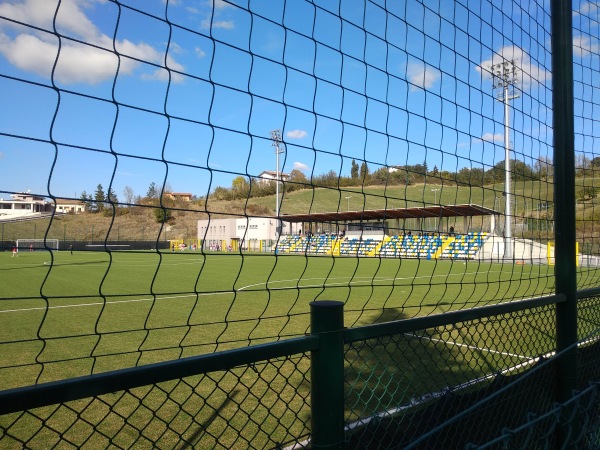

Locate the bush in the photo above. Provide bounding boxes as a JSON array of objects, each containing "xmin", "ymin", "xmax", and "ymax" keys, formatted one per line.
[{"xmin": 154, "ymin": 207, "xmax": 173, "ymax": 223}]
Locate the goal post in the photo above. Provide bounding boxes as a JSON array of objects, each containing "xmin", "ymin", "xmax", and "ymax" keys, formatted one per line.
[{"xmin": 16, "ymin": 239, "xmax": 60, "ymax": 251}]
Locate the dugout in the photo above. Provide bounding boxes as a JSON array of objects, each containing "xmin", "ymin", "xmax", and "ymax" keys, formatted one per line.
[{"xmin": 280, "ymin": 204, "xmax": 498, "ymax": 237}]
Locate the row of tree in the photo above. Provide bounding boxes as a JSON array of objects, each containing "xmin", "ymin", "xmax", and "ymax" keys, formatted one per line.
[
  {"xmin": 79, "ymin": 182, "xmax": 174, "ymax": 222},
  {"xmin": 211, "ymin": 157, "xmax": 555, "ymax": 201},
  {"xmin": 80, "ymin": 154, "xmax": 598, "ymax": 214}
]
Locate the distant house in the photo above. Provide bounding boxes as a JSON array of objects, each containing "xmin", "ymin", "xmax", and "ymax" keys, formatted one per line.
[
  {"xmin": 54, "ymin": 198, "xmax": 86, "ymax": 214},
  {"xmin": 255, "ymin": 170, "xmax": 290, "ymax": 186},
  {"xmin": 0, "ymin": 193, "xmax": 53, "ymax": 220},
  {"xmin": 165, "ymin": 192, "xmax": 193, "ymax": 202}
]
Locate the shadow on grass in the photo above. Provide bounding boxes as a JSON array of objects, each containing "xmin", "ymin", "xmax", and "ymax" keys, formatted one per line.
[{"xmin": 342, "ymin": 307, "xmax": 572, "ymax": 449}]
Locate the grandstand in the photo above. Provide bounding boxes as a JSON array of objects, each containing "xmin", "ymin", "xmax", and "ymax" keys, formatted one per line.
[
  {"xmin": 278, "ymin": 231, "xmax": 491, "ymax": 260},
  {"xmin": 275, "ymin": 204, "xmax": 496, "ymax": 260}
]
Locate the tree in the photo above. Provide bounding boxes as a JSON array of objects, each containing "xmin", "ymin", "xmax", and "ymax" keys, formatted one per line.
[
  {"xmin": 123, "ymin": 186, "xmax": 135, "ymax": 205},
  {"xmin": 314, "ymin": 170, "xmax": 338, "ymax": 188},
  {"xmin": 351, "ymin": 159, "xmax": 359, "ymax": 179},
  {"xmin": 79, "ymin": 191, "xmax": 92, "ymax": 211},
  {"xmin": 576, "ymin": 185, "xmax": 600, "ymax": 202},
  {"xmin": 456, "ymin": 167, "xmax": 485, "ymax": 187},
  {"xmin": 107, "ymin": 187, "xmax": 118, "ymax": 203},
  {"xmin": 359, "ymin": 162, "xmax": 369, "ymax": 181},
  {"xmin": 289, "ymin": 169, "xmax": 308, "ymax": 184},
  {"xmin": 511, "ymin": 160, "xmax": 537, "ymax": 181},
  {"xmin": 288, "ymin": 169, "xmax": 308, "ymax": 192},
  {"xmin": 534, "ymin": 156, "xmax": 553, "ymax": 180},
  {"xmin": 486, "ymin": 160, "xmax": 537, "ymax": 183},
  {"xmin": 371, "ymin": 167, "xmax": 389, "ymax": 185},
  {"xmin": 231, "ymin": 176, "xmax": 249, "ymax": 199},
  {"xmin": 576, "ymin": 154, "xmax": 591, "ymax": 176},
  {"xmin": 147, "ymin": 182, "xmax": 158, "ymax": 198},
  {"xmin": 93, "ymin": 184, "xmax": 105, "ymax": 212},
  {"xmin": 154, "ymin": 207, "xmax": 172, "ymax": 223},
  {"xmin": 211, "ymin": 186, "xmax": 231, "ymax": 201}
]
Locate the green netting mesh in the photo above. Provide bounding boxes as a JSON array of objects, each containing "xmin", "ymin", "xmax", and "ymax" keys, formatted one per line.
[{"xmin": 0, "ymin": 0, "xmax": 599, "ymax": 448}]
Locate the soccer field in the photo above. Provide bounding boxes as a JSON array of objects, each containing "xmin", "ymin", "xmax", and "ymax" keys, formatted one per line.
[{"xmin": 0, "ymin": 249, "xmax": 561, "ymax": 390}]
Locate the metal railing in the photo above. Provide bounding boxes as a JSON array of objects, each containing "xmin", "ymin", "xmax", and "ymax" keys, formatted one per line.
[{"xmin": 2, "ymin": 295, "xmax": 599, "ymax": 448}]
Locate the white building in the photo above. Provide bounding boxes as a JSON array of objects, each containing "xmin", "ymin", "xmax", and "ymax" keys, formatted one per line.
[
  {"xmin": 198, "ymin": 217, "xmax": 302, "ymax": 251},
  {"xmin": 0, "ymin": 193, "xmax": 53, "ymax": 220},
  {"xmin": 55, "ymin": 199, "xmax": 86, "ymax": 214},
  {"xmin": 255, "ymin": 170, "xmax": 290, "ymax": 186}
]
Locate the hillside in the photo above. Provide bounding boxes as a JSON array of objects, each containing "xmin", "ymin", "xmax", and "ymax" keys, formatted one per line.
[{"xmin": 0, "ymin": 179, "xmax": 584, "ymax": 244}]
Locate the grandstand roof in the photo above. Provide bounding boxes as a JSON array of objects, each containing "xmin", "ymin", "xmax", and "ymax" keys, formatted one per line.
[{"xmin": 279, "ymin": 204, "xmax": 497, "ymax": 223}]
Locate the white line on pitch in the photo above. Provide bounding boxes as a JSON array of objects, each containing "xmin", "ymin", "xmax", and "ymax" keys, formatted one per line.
[
  {"xmin": 237, "ymin": 269, "xmax": 507, "ymax": 291},
  {"xmin": 0, "ymin": 292, "xmax": 229, "ymax": 314},
  {"xmin": 406, "ymin": 332, "xmax": 532, "ymax": 359}
]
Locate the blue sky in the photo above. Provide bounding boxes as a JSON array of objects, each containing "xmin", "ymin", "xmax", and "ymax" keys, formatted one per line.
[{"xmin": 0, "ymin": 0, "xmax": 597, "ymax": 201}]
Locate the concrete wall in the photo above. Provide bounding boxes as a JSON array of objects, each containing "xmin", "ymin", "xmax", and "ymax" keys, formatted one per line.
[{"xmin": 479, "ymin": 234, "xmax": 548, "ymax": 263}]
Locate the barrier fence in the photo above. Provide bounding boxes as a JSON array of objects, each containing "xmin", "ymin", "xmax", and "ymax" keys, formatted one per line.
[
  {"xmin": 1, "ymin": 0, "xmax": 600, "ymax": 448},
  {"xmin": 1, "ymin": 296, "xmax": 599, "ymax": 448}
]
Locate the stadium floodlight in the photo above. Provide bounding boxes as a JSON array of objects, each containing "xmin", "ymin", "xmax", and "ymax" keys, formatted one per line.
[
  {"xmin": 270, "ymin": 129, "xmax": 284, "ymax": 238},
  {"xmin": 489, "ymin": 58, "xmax": 520, "ymax": 259}
]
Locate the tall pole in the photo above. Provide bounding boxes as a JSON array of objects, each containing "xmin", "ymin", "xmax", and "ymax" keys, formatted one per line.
[
  {"xmin": 431, "ymin": 188, "xmax": 439, "ymax": 205},
  {"xmin": 551, "ymin": 0, "xmax": 578, "ymax": 445},
  {"xmin": 490, "ymin": 59, "xmax": 519, "ymax": 259},
  {"xmin": 270, "ymin": 130, "xmax": 284, "ymax": 240},
  {"xmin": 503, "ymin": 84, "xmax": 512, "ymax": 258},
  {"xmin": 432, "ymin": 188, "xmax": 440, "ymax": 231}
]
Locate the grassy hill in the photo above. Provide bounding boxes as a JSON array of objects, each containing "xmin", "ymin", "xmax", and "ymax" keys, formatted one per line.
[{"xmin": 6, "ymin": 178, "xmax": 600, "ymax": 245}]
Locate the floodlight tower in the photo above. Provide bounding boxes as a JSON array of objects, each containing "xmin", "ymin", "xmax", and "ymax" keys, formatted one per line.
[
  {"xmin": 490, "ymin": 59, "xmax": 520, "ymax": 259},
  {"xmin": 270, "ymin": 129, "xmax": 284, "ymax": 238}
]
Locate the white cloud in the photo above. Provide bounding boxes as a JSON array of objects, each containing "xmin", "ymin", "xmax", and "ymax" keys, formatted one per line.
[
  {"xmin": 201, "ymin": 18, "xmax": 234, "ymax": 29},
  {"xmin": 575, "ymin": 2, "xmax": 599, "ymax": 17},
  {"xmin": 211, "ymin": 0, "xmax": 232, "ymax": 9},
  {"xmin": 286, "ymin": 129, "xmax": 307, "ymax": 139},
  {"xmin": 0, "ymin": 0, "xmax": 103, "ymax": 42},
  {"xmin": 195, "ymin": 47, "xmax": 206, "ymax": 58},
  {"xmin": 477, "ymin": 133, "xmax": 504, "ymax": 143},
  {"xmin": 0, "ymin": 0, "xmax": 184, "ymax": 85},
  {"xmin": 293, "ymin": 162, "xmax": 309, "ymax": 171},
  {"xmin": 573, "ymin": 35, "xmax": 600, "ymax": 57},
  {"xmin": 477, "ymin": 45, "xmax": 550, "ymax": 89},
  {"xmin": 406, "ymin": 61, "xmax": 440, "ymax": 91}
]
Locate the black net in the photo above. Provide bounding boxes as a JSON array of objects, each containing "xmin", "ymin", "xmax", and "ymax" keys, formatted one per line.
[
  {"xmin": 1, "ymin": 0, "xmax": 600, "ymax": 448},
  {"xmin": 0, "ymin": 353, "xmax": 311, "ymax": 449}
]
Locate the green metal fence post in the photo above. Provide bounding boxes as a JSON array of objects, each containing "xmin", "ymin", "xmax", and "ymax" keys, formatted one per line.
[
  {"xmin": 551, "ymin": 0, "xmax": 578, "ymax": 446},
  {"xmin": 310, "ymin": 300, "xmax": 345, "ymax": 450}
]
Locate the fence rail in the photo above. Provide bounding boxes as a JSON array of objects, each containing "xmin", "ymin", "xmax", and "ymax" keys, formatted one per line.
[
  {"xmin": 2, "ymin": 0, "xmax": 600, "ymax": 448},
  {"xmin": 3, "ymin": 295, "xmax": 600, "ymax": 448}
]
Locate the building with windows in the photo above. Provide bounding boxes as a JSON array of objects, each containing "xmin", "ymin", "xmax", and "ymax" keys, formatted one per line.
[
  {"xmin": 198, "ymin": 217, "xmax": 301, "ymax": 251},
  {"xmin": 255, "ymin": 170, "xmax": 290, "ymax": 186},
  {"xmin": 54, "ymin": 199, "xmax": 86, "ymax": 214},
  {"xmin": 0, "ymin": 193, "xmax": 53, "ymax": 220},
  {"xmin": 165, "ymin": 192, "xmax": 193, "ymax": 202}
]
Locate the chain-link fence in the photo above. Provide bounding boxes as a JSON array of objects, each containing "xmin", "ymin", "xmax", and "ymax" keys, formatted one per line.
[
  {"xmin": 2, "ymin": 296, "xmax": 599, "ymax": 448},
  {"xmin": 1, "ymin": 0, "xmax": 600, "ymax": 448}
]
